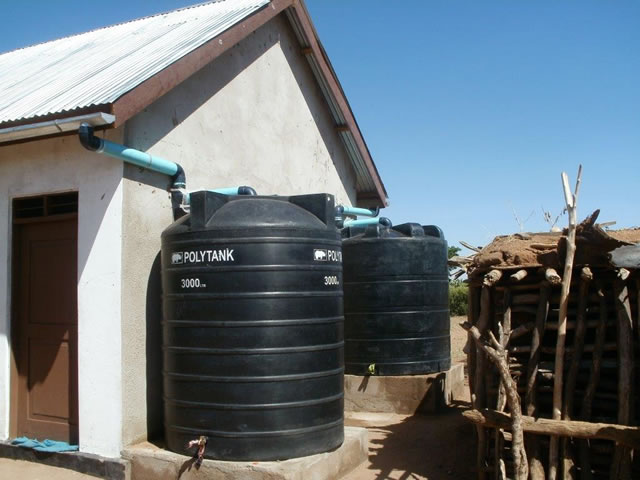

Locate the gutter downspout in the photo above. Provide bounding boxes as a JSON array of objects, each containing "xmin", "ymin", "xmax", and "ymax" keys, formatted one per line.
[
  {"xmin": 334, "ymin": 204, "xmax": 389, "ymax": 229},
  {"xmin": 79, "ymin": 123, "xmax": 188, "ymax": 220},
  {"xmin": 78, "ymin": 124, "xmax": 256, "ymax": 220}
]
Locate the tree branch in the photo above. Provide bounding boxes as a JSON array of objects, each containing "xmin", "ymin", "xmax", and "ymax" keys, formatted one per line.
[
  {"xmin": 464, "ymin": 323, "xmax": 529, "ymax": 480},
  {"xmin": 549, "ymin": 165, "xmax": 582, "ymax": 480},
  {"xmin": 463, "ymin": 409, "xmax": 640, "ymax": 449}
]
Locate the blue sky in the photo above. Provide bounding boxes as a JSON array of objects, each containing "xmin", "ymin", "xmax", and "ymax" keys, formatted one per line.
[{"xmin": 1, "ymin": 1, "xmax": 638, "ymax": 251}]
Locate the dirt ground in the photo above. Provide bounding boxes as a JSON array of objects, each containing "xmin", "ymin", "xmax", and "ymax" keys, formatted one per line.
[
  {"xmin": 343, "ymin": 316, "xmax": 475, "ymax": 480},
  {"xmin": 450, "ymin": 315, "xmax": 469, "ymax": 366},
  {"xmin": 0, "ymin": 458, "xmax": 96, "ymax": 480}
]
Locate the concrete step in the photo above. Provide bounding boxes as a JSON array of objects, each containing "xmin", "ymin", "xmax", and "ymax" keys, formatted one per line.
[
  {"xmin": 122, "ymin": 426, "xmax": 368, "ymax": 480},
  {"xmin": 344, "ymin": 363, "xmax": 465, "ymax": 414}
]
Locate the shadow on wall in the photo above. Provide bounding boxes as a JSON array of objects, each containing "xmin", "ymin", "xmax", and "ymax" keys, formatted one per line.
[
  {"xmin": 122, "ymin": 25, "xmax": 276, "ymax": 155},
  {"xmin": 123, "ymin": 16, "xmax": 355, "ymax": 198},
  {"xmin": 146, "ymin": 252, "xmax": 163, "ymax": 440},
  {"xmin": 119, "ymin": 26, "xmax": 272, "ymax": 191}
]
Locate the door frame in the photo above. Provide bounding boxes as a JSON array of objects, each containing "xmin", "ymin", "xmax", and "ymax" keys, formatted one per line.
[{"xmin": 9, "ymin": 193, "xmax": 78, "ymax": 440}]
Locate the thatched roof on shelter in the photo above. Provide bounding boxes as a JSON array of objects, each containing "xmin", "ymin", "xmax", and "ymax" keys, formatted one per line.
[{"xmin": 462, "ymin": 211, "xmax": 640, "ymax": 277}]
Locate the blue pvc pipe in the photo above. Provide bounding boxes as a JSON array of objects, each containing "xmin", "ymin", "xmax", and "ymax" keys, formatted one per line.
[
  {"xmin": 337, "ymin": 205, "xmax": 378, "ymax": 218},
  {"xmin": 98, "ymin": 139, "xmax": 179, "ymax": 177},
  {"xmin": 210, "ymin": 187, "xmax": 244, "ymax": 195},
  {"xmin": 343, "ymin": 218, "xmax": 385, "ymax": 227}
]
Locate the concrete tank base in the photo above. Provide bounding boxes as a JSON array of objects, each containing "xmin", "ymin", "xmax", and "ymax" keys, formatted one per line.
[
  {"xmin": 344, "ymin": 363, "xmax": 465, "ymax": 414},
  {"xmin": 121, "ymin": 426, "xmax": 367, "ymax": 480}
]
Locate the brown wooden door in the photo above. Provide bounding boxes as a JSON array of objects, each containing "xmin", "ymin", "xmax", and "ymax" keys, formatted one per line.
[{"xmin": 13, "ymin": 217, "xmax": 78, "ymax": 443}]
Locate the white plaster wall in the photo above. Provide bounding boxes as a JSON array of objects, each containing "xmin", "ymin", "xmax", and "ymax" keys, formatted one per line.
[
  {"xmin": 0, "ymin": 131, "xmax": 124, "ymax": 458},
  {"xmin": 125, "ymin": 14, "xmax": 358, "ymax": 201},
  {"xmin": 120, "ymin": 14, "xmax": 359, "ymax": 445}
]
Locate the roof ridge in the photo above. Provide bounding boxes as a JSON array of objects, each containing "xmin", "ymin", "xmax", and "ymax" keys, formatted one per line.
[{"xmin": 0, "ymin": 1, "xmax": 225, "ymax": 57}]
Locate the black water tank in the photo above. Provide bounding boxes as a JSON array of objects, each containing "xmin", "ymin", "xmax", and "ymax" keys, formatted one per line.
[
  {"xmin": 161, "ymin": 191, "xmax": 344, "ymax": 461},
  {"xmin": 342, "ymin": 223, "xmax": 450, "ymax": 375}
]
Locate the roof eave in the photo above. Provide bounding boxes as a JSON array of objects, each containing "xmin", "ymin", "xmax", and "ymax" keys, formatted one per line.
[
  {"xmin": 110, "ymin": 0, "xmax": 291, "ymax": 128},
  {"xmin": 0, "ymin": 104, "xmax": 113, "ymax": 132},
  {"xmin": 0, "ymin": 0, "xmax": 388, "ymax": 207},
  {"xmin": 286, "ymin": 1, "xmax": 388, "ymax": 207},
  {"xmin": 0, "ymin": 111, "xmax": 115, "ymax": 146}
]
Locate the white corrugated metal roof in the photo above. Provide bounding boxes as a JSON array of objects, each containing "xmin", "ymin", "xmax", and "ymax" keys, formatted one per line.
[{"xmin": 0, "ymin": 0, "xmax": 269, "ymax": 125}]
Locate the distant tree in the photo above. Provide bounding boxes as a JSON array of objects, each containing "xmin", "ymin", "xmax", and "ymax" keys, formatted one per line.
[
  {"xmin": 447, "ymin": 245, "xmax": 468, "ymax": 315},
  {"xmin": 542, "ymin": 205, "xmax": 566, "ymax": 232},
  {"xmin": 449, "ymin": 281, "xmax": 469, "ymax": 316},
  {"xmin": 448, "ymin": 246, "xmax": 460, "ymax": 275}
]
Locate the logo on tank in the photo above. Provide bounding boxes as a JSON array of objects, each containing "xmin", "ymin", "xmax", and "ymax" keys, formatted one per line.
[
  {"xmin": 171, "ymin": 249, "xmax": 235, "ymax": 264},
  {"xmin": 313, "ymin": 249, "xmax": 342, "ymax": 262}
]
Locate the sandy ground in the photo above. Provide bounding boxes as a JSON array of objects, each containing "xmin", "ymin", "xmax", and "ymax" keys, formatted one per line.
[
  {"xmin": 450, "ymin": 315, "xmax": 469, "ymax": 366},
  {"xmin": 341, "ymin": 316, "xmax": 475, "ymax": 480},
  {"xmin": 0, "ymin": 458, "xmax": 96, "ymax": 480},
  {"xmin": 343, "ymin": 406, "xmax": 474, "ymax": 480}
]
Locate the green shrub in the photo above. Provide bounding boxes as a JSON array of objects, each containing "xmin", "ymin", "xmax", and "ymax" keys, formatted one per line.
[{"xmin": 449, "ymin": 281, "xmax": 469, "ymax": 316}]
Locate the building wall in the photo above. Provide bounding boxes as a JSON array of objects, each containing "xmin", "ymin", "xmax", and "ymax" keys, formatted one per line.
[
  {"xmin": 120, "ymin": 13, "xmax": 358, "ymax": 445},
  {"xmin": 0, "ymin": 131, "xmax": 125, "ymax": 458}
]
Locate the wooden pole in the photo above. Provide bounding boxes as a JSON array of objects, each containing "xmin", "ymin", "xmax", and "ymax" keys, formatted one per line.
[
  {"xmin": 544, "ymin": 268, "xmax": 562, "ymax": 286},
  {"xmin": 618, "ymin": 267, "xmax": 631, "ymax": 281},
  {"xmin": 461, "ymin": 240, "xmax": 482, "ymax": 253},
  {"xmin": 525, "ymin": 283, "xmax": 551, "ymax": 414},
  {"xmin": 636, "ymin": 278, "xmax": 640, "ymax": 353},
  {"xmin": 509, "ymin": 343, "xmax": 617, "ymax": 355},
  {"xmin": 465, "ymin": 324, "xmax": 529, "ymax": 480},
  {"xmin": 578, "ymin": 281, "xmax": 608, "ymax": 480},
  {"xmin": 468, "ymin": 285, "xmax": 480, "ymax": 400},
  {"xmin": 495, "ymin": 429, "xmax": 506, "ymax": 480},
  {"xmin": 494, "ymin": 289, "xmax": 511, "ymax": 480},
  {"xmin": 473, "ymin": 285, "xmax": 492, "ymax": 480},
  {"xmin": 561, "ymin": 267, "xmax": 592, "ymax": 479},
  {"xmin": 512, "ymin": 293, "xmax": 543, "ymax": 306},
  {"xmin": 549, "ymin": 165, "xmax": 582, "ymax": 480},
  {"xmin": 510, "ymin": 269, "xmax": 528, "ymax": 282},
  {"xmin": 563, "ymin": 266, "xmax": 593, "ymax": 418},
  {"xmin": 610, "ymin": 274, "xmax": 634, "ymax": 479},
  {"xmin": 509, "ymin": 321, "xmax": 534, "ymax": 341},
  {"xmin": 525, "ymin": 282, "xmax": 551, "ymax": 480},
  {"xmin": 483, "ymin": 272, "xmax": 500, "ymax": 410},
  {"xmin": 463, "ymin": 409, "xmax": 640, "ymax": 449},
  {"xmin": 484, "ymin": 269, "xmax": 503, "ymax": 287}
]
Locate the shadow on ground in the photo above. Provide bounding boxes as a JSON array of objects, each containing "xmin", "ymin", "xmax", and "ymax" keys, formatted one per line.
[{"xmin": 345, "ymin": 400, "xmax": 476, "ymax": 480}]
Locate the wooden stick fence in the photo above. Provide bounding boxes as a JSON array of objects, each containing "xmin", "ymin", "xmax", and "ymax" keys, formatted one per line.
[{"xmin": 466, "ymin": 265, "xmax": 639, "ymax": 479}]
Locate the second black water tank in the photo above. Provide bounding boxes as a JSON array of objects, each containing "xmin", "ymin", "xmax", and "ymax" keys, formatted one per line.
[
  {"xmin": 342, "ymin": 223, "xmax": 450, "ymax": 375},
  {"xmin": 161, "ymin": 191, "xmax": 344, "ymax": 461}
]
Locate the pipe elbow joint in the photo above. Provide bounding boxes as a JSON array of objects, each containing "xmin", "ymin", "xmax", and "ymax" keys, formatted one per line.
[
  {"xmin": 238, "ymin": 186, "xmax": 257, "ymax": 196},
  {"xmin": 78, "ymin": 123, "xmax": 103, "ymax": 151},
  {"xmin": 171, "ymin": 163, "xmax": 186, "ymax": 189}
]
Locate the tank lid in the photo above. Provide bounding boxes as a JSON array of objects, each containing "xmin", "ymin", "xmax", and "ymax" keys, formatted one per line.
[
  {"xmin": 342, "ymin": 222, "xmax": 445, "ymax": 240},
  {"xmin": 182, "ymin": 191, "xmax": 337, "ymax": 231}
]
